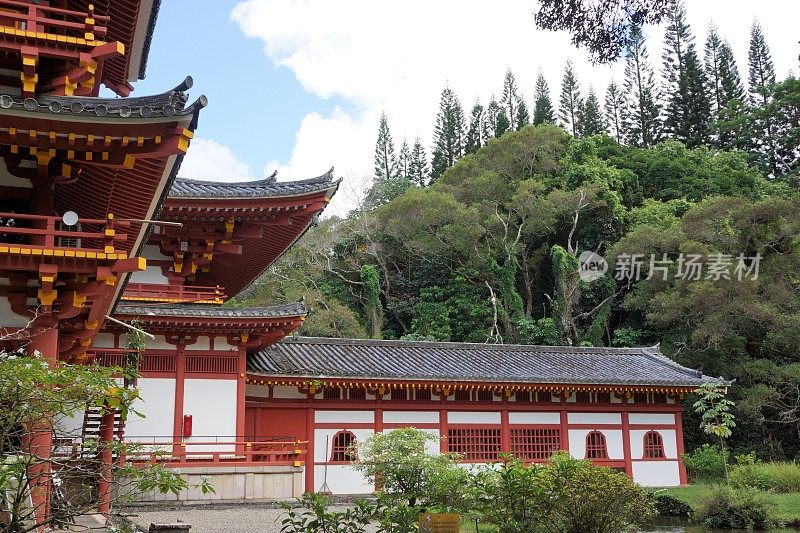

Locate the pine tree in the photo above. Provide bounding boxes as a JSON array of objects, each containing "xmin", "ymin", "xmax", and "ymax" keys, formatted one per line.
[
  {"xmin": 622, "ymin": 25, "xmax": 661, "ymax": 147},
  {"xmin": 482, "ymin": 97, "xmax": 501, "ymax": 142},
  {"xmin": 661, "ymin": 0, "xmax": 711, "ymax": 147},
  {"xmin": 516, "ymin": 99, "xmax": 530, "ymax": 130},
  {"xmin": 495, "ymin": 110, "xmax": 511, "ymax": 137},
  {"xmin": 704, "ymin": 23, "xmax": 725, "ymax": 115},
  {"xmin": 396, "ymin": 139, "xmax": 411, "ymax": 179},
  {"xmin": 578, "ymin": 88, "xmax": 605, "ymax": 136},
  {"xmin": 500, "ymin": 69, "xmax": 523, "ymax": 129},
  {"xmin": 559, "ymin": 61, "xmax": 582, "ymax": 136},
  {"xmin": 533, "ymin": 71, "xmax": 556, "ymax": 125},
  {"xmin": 431, "ymin": 86, "xmax": 466, "ymax": 181},
  {"xmin": 408, "ymin": 138, "xmax": 429, "ymax": 186},
  {"xmin": 465, "ymin": 101, "xmax": 484, "ymax": 155},
  {"xmin": 719, "ymin": 40, "xmax": 745, "ymax": 105},
  {"xmin": 604, "ymin": 81, "xmax": 624, "ymax": 143},
  {"xmin": 748, "ymin": 20, "xmax": 776, "ymax": 107},
  {"xmin": 373, "ymin": 111, "xmax": 396, "ymax": 180}
]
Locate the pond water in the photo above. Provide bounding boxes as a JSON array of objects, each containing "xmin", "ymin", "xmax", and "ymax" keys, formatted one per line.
[{"xmin": 641, "ymin": 516, "xmax": 800, "ymax": 532}]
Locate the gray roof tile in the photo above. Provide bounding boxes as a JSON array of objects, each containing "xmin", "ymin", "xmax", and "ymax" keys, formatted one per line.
[
  {"xmin": 249, "ymin": 337, "xmax": 716, "ymax": 387},
  {"xmin": 169, "ymin": 168, "xmax": 337, "ymax": 198},
  {"xmin": 115, "ymin": 302, "xmax": 305, "ymax": 318}
]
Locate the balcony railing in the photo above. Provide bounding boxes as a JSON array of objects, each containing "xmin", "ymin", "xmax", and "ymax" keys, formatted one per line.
[
  {"xmin": 121, "ymin": 283, "xmax": 226, "ymax": 304},
  {"xmin": 0, "ymin": 0, "xmax": 109, "ymax": 39},
  {"xmin": 0, "ymin": 212, "xmax": 128, "ymax": 256}
]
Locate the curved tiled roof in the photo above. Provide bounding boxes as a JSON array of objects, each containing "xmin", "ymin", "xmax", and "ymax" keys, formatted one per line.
[
  {"xmin": 169, "ymin": 168, "xmax": 337, "ymax": 198},
  {"xmin": 249, "ymin": 337, "xmax": 719, "ymax": 387},
  {"xmin": 115, "ymin": 301, "xmax": 305, "ymax": 318}
]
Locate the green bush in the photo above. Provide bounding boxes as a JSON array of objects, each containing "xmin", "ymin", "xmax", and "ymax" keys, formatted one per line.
[
  {"xmin": 682, "ymin": 444, "xmax": 728, "ymax": 482},
  {"xmin": 695, "ymin": 486, "xmax": 777, "ymax": 529},
  {"xmin": 651, "ymin": 493, "xmax": 693, "ymax": 516},
  {"xmin": 730, "ymin": 461, "xmax": 800, "ymax": 493}
]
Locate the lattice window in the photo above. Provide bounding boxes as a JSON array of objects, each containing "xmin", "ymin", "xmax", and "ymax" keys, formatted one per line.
[
  {"xmin": 652, "ymin": 393, "xmax": 668, "ymax": 404},
  {"xmin": 576, "ymin": 391, "xmax": 591, "ymax": 403},
  {"xmin": 510, "ymin": 429, "xmax": 561, "ymax": 460},
  {"xmin": 323, "ymin": 387, "xmax": 341, "ymax": 400},
  {"xmin": 515, "ymin": 391, "xmax": 530, "ymax": 402},
  {"xmin": 330, "ymin": 430, "xmax": 357, "ymax": 463},
  {"xmin": 447, "ymin": 428, "xmax": 502, "ymax": 461},
  {"xmin": 348, "ymin": 388, "xmax": 366, "ymax": 400},
  {"xmin": 454, "ymin": 390, "xmax": 470, "ymax": 401},
  {"xmin": 390, "ymin": 388, "xmax": 406, "ymax": 400},
  {"xmin": 585, "ymin": 431, "xmax": 608, "ymax": 459},
  {"xmin": 596, "ymin": 392, "xmax": 611, "ymax": 403},
  {"xmin": 535, "ymin": 391, "xmax": 552, "ymax": 403},
  {"xmin": 643, "ymin": 431, "xmax": 665, "ymax": 459},
  {"xmin": 633, "ymin": 392, "xmax": 649, "ymax": 404},
  {"xmin": 415, "ymin": 389, "xmax": 431, "ymax": 401},
  {"xmin": 477, "ymin": 390, "xmax": 493, "ymax": 402}
]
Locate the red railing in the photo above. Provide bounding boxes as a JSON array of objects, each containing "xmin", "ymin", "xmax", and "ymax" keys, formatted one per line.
[
  {"xmin": 89, "ymin": 348, "xmax": 177, "ymax": 373},
  {"xmin": 121, "ymin": 283, "xmax": 226, "ymax": 304},
  {"xmin": 122, "ymin": 439, "xmax": 307, "ymax": 466},
  {"xmin": 0, "ymin": 0, "xmax": 109, "ymax": 38},
  {"xmin": 186, "ymin": 355, "xmax": 238, "ymax": 374},
  {"xmin": 0, "ymin": 212, "xmax": 128, "ymax": 253}
]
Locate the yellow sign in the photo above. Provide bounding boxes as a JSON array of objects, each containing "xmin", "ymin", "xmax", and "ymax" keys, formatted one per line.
[{"xmin": 418, "ymin": 513, "xmax": 460, "ymax": 533}]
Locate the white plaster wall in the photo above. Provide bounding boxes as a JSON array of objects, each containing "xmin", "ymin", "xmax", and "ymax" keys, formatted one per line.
[
  {"xmin": 314, "ymin": 428, "xmax": 374, "ymax": 463},
  {"xmin": 632, "ymin": 461, "xmax": 681, "ymax": 487},
  {"xmin": 0, "ymin": 297, "xmax": 30, "ymax": 327},
  {"xmin": 185, "ymin": 336, "xmax": 211, "ymax": 351},
  {"xmin": 54, "ymin": 410, "xmax": 85, "ymax": 438},
  {"xmin": 128, "ymin": 267, "xmax": 169, "ymax": 284},
  {"xmin": 630, "ymin": 429, "xmax": 678, "ymax": 459},
  {"xmin": 313, "ymin": 465, "xmax": 374, "ymax": 494},
  {"xmin": 567, "ymin": 412, "xmax": 621, "ymax": 425},
  {"xmin": 145, "ymin": 335, "xmax": 175, "ymax": 350},
  {"xmin": 213, "ymin": 337, "xmax": 237, "ymax": 351},
  {"xmin": 448, "ymin": 412, "xmax": 500, "ymax": 424},
  {"xmin": 183, "ymin": 378, "xmax": 237, "ymax": 452},
  {"xmin": 245, "ymin": 384, "xmax": 270, "ymax": 398},
  {"xmin": 273, "ymin": 386, "xmax": 307, "ymax": 400},
  {"xmin": 509, "ymin": 412, "xmax": 560, "ymax": 424},
  {"xmin": 383, "ymin": 411, "xmax": 439, "ymax": 424},
  {"xmin": 568, "ymin": 429, "xmax": 624, "ymax": 460},
  {"xmin": 315, "ymin": 411, "xmax": 374, "ymax": 424},
  {"xmin": 629, "ymin": 413, "xmax": 676, "ymax": 425},
  {"xmin": 125, "ymin": 378, "xmax": 176, "ymax": 440},
  {"xmin": 92, "ymin": 333, "xmax": 116, "ymax": 348},
  {"xmin": 0, "ymin": 159, "xmax": 32, "ymax": 187}
]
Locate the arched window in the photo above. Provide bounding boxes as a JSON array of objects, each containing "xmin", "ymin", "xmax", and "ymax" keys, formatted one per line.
[
  {"xmin": 585, "ymin": 431, "xmax": 608, "ymax": 459},
  {"xmin": 330, "ymin": 430, "xmax": 357, "ymax": 463},
  {"xmin": 643, "ymin": 431, "xmax": 665, "ymax": 459}
]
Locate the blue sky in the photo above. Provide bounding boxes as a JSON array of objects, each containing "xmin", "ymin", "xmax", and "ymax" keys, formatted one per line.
[{"xmin": 134, "ymin": 1, "xmax": 349, "ymax": 180}]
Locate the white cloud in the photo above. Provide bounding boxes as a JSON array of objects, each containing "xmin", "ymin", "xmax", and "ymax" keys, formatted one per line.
[
  {"xmin": 229, "ymin": 0, "xmax": 800, "ymax": 210},
  {"xmin": 180, "ymin": 138, "xmax": 253, "ymax": 182}
]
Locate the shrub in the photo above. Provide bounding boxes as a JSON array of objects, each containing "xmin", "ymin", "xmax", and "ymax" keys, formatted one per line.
[
  {"xmin": 682, "ymin": 444, "xmax": 728, "ymax": 482},
  {"xmin": 279, "ymin": 493, "xmax": 375, "ymax": 533},
  {"xmin": 730, "ymin": 461, "xmax": 800, "ymax": 493},
  {"xmin": 695, "ymin": 486, "xmax": 777, "ymax": 529},
  {"xmin": 651, "ymin": 493, "xmax": 693, "ymax": 516}
]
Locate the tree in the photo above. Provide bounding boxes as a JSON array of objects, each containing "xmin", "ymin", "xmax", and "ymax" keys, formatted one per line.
[
  {"xmin": 661, "ymin": 0, "xmax": 711, "ymax": 147},
  {"xmin": 533, "ymin": 71, "xmax": 556, "ymax": 125},
  {"xmin": 482, "ymin": 96, "xmax": 501, "ymax": 141},
  {"xmin": 360, "ymin": 264, "xmax": 383, "ymax": 339},
  {"xmin": 578, "ymin": 88, "xmax": 605, "ymax": 136},
  {"xmin": 704, "ymin": 23, "xmax": 725, "ymax": 115},
  {"xmin": 622, "ymin": 25, "xmax": 661, "ymax": 147},
  {"xmin": 430, "ymin": 86, "xmax": 466, "ymax": 181},
  {"xmin": 464, "ymin": 100, "xmax": 484, "ymax": 155},
  {"xmin": 747, "ymin": 20, "xmax": 776, "ymax": 107},
  {"xmin": 604, "ymin": 81, "xmax": 625, "ymax": 143},
  {"xmin": 533, "ymin": 0, "xmax": 671, "ymax": 64},
  {"xmin": 718, "ymin": 40, "xmax": 745, "ymax": 106},
  {"xmin": 408, "ymin": 138, "xmax": 429, "ymax": 186},
  {"xmin": 396, "ymin": 139, "xmax": 411, "ymax": 179},
  {"xmin": 694, "ymin": 381, "xmax": 736, "ymax": 480},
  {"xmin": 374, "ymin": 111, "xmax": 396, "ymax": 180},
  {"xmin": 516, "ymin": 99, "xmax": 530, "ymax": 130},
  {"xmin": 500, "ymin": 69, "xmax": 524, "ymax": 130},
  {"xmin": 559, "ymin": 61, "xmax": 582, "ymax": 136}
]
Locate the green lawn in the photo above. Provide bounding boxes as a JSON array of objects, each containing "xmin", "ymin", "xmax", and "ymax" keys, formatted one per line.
[{"xmin": 662, "ymin": 483, "xmax": 800, "ymax": 525}]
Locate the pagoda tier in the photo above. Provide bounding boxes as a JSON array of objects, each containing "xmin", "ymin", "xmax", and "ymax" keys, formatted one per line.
[
  {"xmin": 129, "ymin": 169, "xmax": 340, "ymax": 300},
  {"xmin": 0, "ymin": 0, "xmax": 161, "ymax": 97},
  {"xmin": 0, "ymin": 78, "xmax": 205, "ymax": 360}
]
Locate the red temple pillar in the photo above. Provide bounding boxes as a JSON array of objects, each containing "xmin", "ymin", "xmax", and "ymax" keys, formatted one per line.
[
  {"xmin": 172, "ymin": 344, "xmax": 186, "ymax": 458},
  {"xmin": 621, "ymin": 410, "xmax": 633, "ymax": 479},
  {"xmin": 674, "ymin": 408, "xmax": 688, "ymax": 485},
  {"xmin": 97, "ymin": 409, "xmax": 115, "ymax": 515},
  {"xmin": 558, "ymin": 393, "xmax": 569, "ymax": 453},
  {"xmin": 500, "ymin": 398, "xmax": 510, "ymax": 454},
  {"xmin": 235, "ymin": 343, "xmax": 247, "ymax": 451},
  {"xmin": 305, "ymin": 406, "xmax": 314, "ymax": 493},
  {"xmin": 22, "ymin": 327, "xmax": 58, "ymax": 530}
]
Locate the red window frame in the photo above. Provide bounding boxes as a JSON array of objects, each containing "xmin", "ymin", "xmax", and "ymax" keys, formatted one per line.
[
  {"xmin": 510, "ymin": 428, "xmax": 561, "ymax": 461},
  {"xmin": 447, "ymin": 427, "xmax": 502, "ymax": 462},
  {"xmin": 643, "ymin": 431, "xmax": 666, "ymax": 459},
  {"xmin": 585, "ymin": 431, "xmax": 608, "ymax": 459},
  {"xmin": 330, "ymin": 430, "xmax": 357, "ymax": 463}
]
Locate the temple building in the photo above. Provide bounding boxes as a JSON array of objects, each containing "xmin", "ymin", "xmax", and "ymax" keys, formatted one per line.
[{"xmin": 0, "ymin": 0, "xmax": 719, "ymax": 515}]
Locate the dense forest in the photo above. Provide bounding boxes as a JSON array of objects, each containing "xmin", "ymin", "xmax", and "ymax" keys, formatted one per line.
[{"xmin": 233, "ymin": 1, "xmax": 800, "ymax": 458}]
